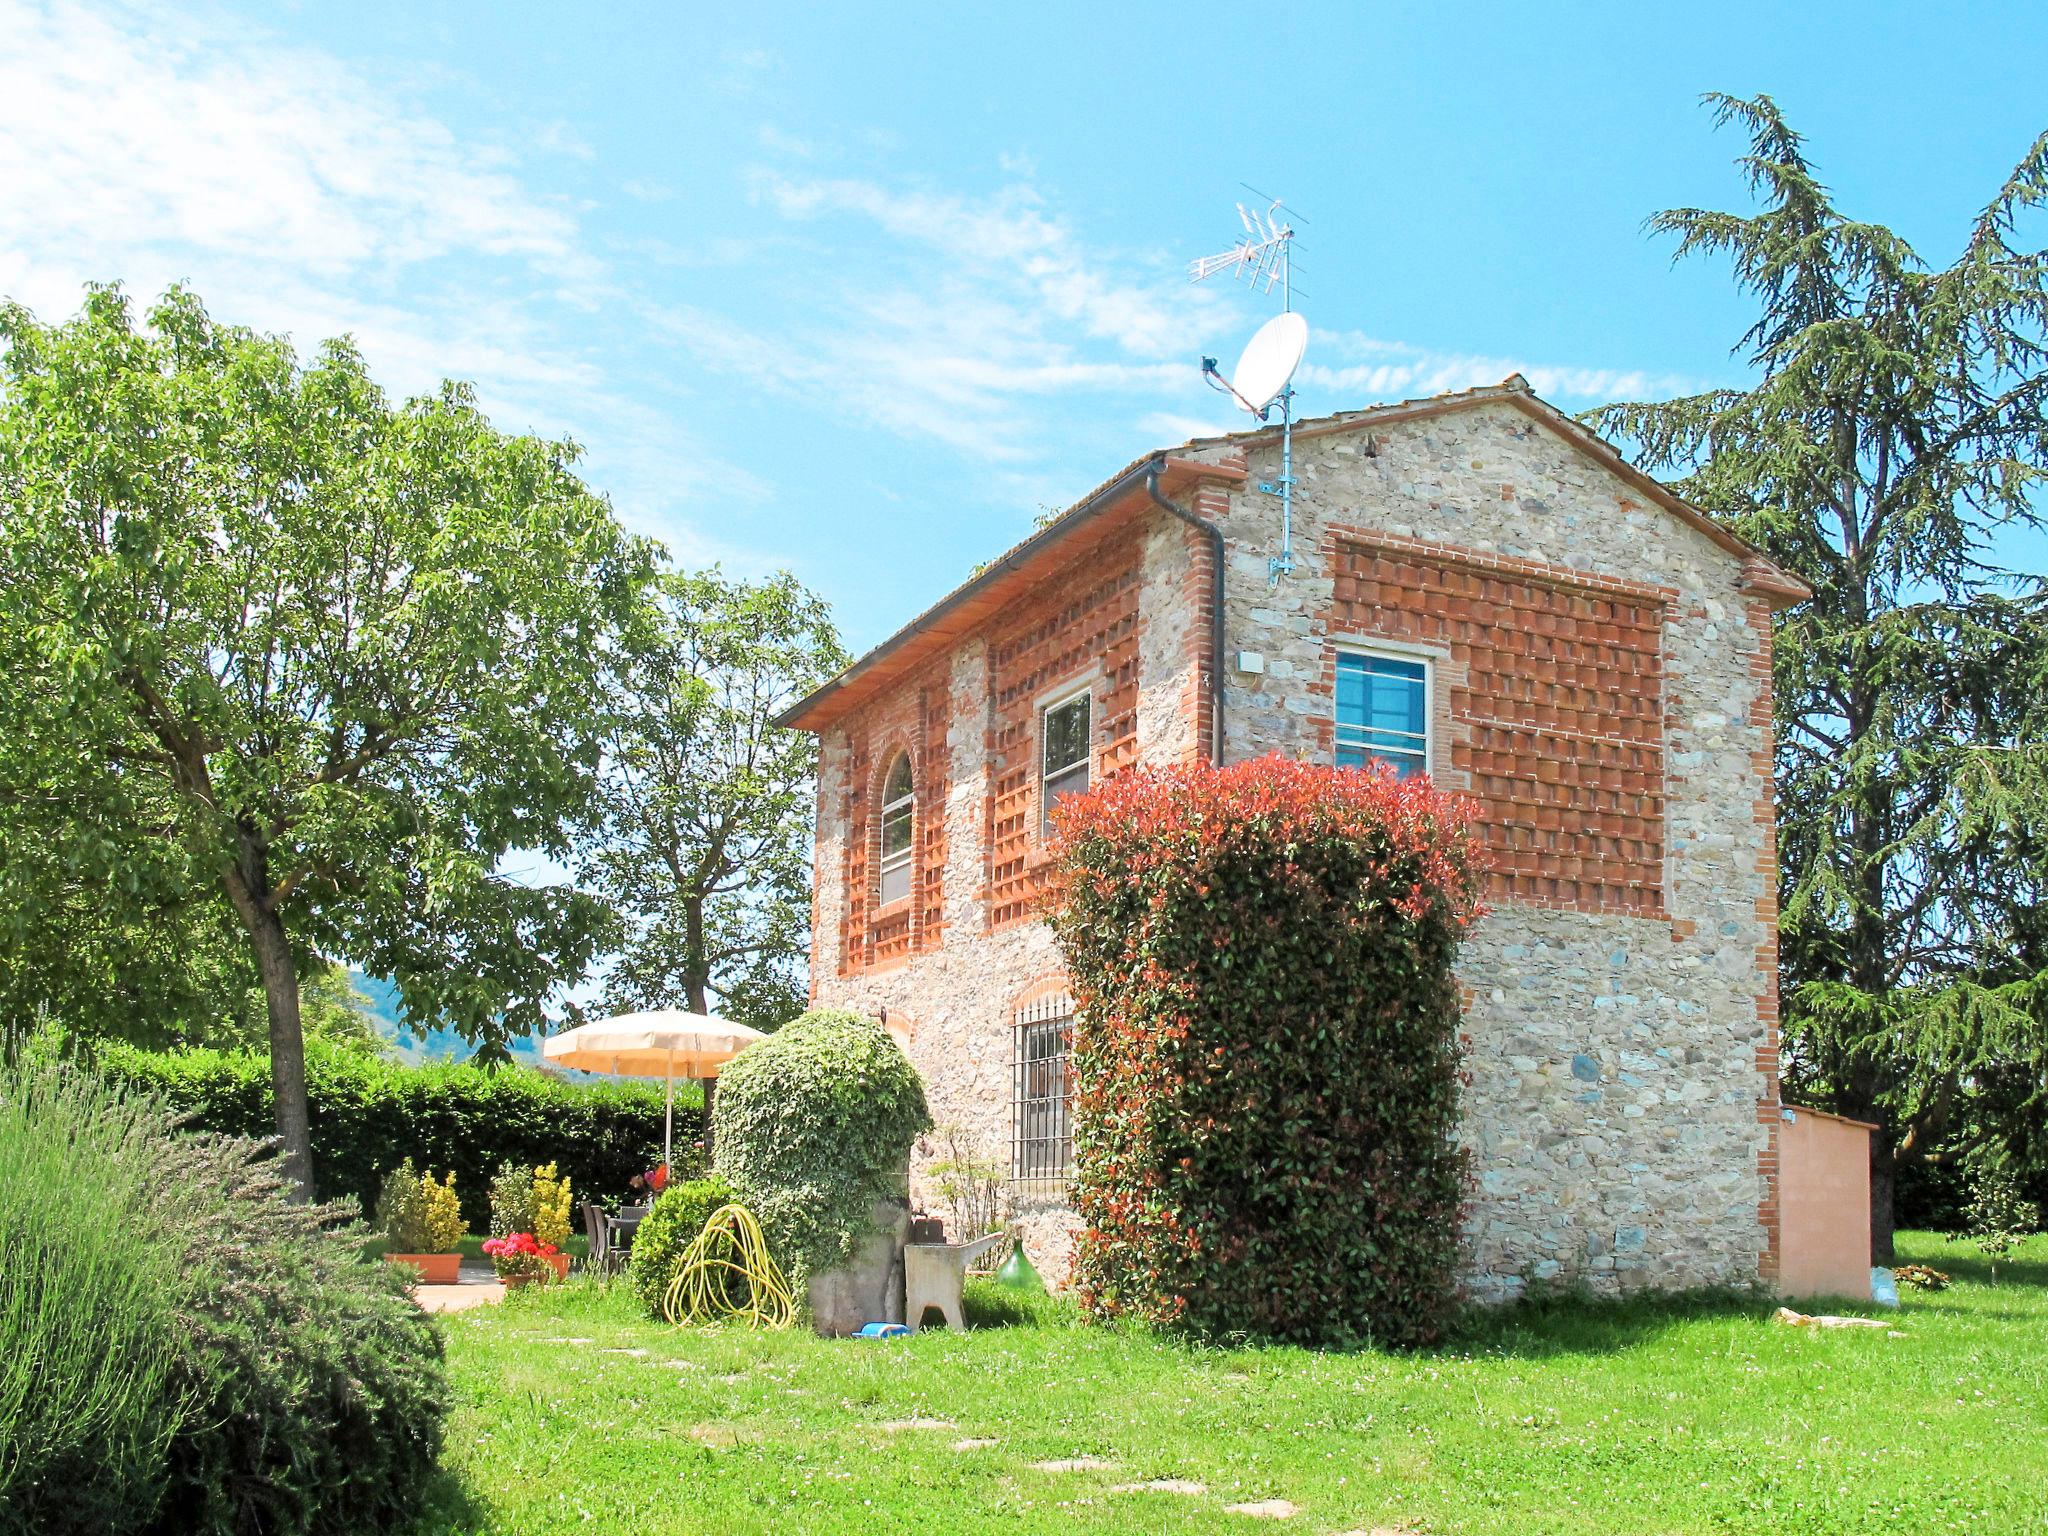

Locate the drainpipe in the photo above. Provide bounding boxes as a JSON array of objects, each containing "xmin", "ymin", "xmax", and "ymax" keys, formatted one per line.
[{"xmin": 1145, "ymin": 463, "xmax": 1225, "ymax": 766}]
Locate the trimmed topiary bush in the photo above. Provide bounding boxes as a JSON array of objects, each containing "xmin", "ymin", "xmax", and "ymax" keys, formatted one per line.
[
  {"xmin": 95, "ymin": 1039, "xmax": 693, "ymax": 1227},
  {"xmin": 1047, "ymin": 754, "xmax": 1482, "ymax": 1349},
  {"xmin": 628, "ymin": 1174, "xmax": 738, "ymax": 1318},
  {"xmin": 0, "ymin": 1065, "xmax": 450, "ymax": 1536},
  {"xmin": 712, "ymin": 1009, "xmax": 930, "ymax": 1294}
]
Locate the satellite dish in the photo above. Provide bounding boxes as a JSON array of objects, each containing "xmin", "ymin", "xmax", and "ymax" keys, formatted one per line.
[{"xmin": 1229, "ymin": 310, "xmax": 1309, "ymax": 416}]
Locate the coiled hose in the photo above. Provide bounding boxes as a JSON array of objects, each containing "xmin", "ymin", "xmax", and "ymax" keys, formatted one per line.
[{"xmin": 662, "ymin": 1202, "xmax": 796, "ymax": 1329}]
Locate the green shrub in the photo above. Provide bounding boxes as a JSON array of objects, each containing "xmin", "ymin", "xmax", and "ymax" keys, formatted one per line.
[
  {"xmin": 375, "ymin": 1160, "xmax": 467, "ymax": 1253},
  {"xmin": 0, "ymin": 1069, "xmax": 184, "ymax": 1534},
  {"xmin": 0, "ymin": 1065, "xmax": 450, "ymax": 1535},
  {"xmin": 1047, "ymin": 754, "xmax": 1482, "ymax": 1349},
  {"xmin": 628, "ymin": 1175, "xmax": 738, "ymax": 1318},
  {"xmin": 488, "ymin": 1159, "xmax": 537, "ymax": 1238},
  {"xmin": 1953, "ymin": 1167, "xmax": 2043, "ymax": 1283},
  {"xmin": 149, "ymin": 1129, "xmax": 450, "ymax": 1535},
  {"xmin": 95, "ymin": 1038, "xmax": 697, "ymax": 1227},
  {"xmin": 712, "ymin": 1009, "xmax": 930, "ymax": 1295}
]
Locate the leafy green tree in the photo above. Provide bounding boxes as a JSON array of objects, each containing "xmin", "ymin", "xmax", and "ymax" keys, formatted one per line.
[
  {"xmin": 579, "ymin": 570, "xmax": 844, "ymax": 1032},
  {"xmin": 0, "ymin": 286, "xmax": 655, "ymax": 1193},
  {"xmin": 1590, "ymin": 96, "xmax": 2048, "ymax": 1256}
]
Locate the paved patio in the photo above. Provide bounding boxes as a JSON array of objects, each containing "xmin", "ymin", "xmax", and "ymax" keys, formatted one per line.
[{"xmin": 414, "ymin": 1260, "xmax": 507, "ymax": 1315}]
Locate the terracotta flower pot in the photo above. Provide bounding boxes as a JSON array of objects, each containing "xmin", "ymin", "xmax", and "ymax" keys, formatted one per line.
[
  {"xmin": 501, "ymin": 1253, "xmax": 570, "ymax": 1288},
  {"xmin": 384, "ymin": 1252, "xmax": 460, "ymax": 1286}
]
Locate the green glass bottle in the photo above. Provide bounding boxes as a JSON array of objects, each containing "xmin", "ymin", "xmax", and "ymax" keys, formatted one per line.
[{"xmin": 994, "ymin": 1236, "xmax": 1044, "ymax": 1291}]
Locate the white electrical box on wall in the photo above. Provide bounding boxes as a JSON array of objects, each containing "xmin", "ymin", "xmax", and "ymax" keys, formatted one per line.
[{"xmin": 1235, "ymin": 651, "xmax": 1266, "ymax": 675}]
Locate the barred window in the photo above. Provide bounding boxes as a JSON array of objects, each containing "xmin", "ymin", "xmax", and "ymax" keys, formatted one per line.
[{"xmin": 1011, "ymin": 994, "xmax": 1073, "ymax": 1193}]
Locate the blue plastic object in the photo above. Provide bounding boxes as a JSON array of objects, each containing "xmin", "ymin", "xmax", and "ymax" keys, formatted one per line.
[
  {"xmin": 856, "ymin": 1322, "xmax": 910, "ymax": 1339},
  {"xmin": 1870, "ymin": 1267, "xmax": 1899, "ymax": 1308}
]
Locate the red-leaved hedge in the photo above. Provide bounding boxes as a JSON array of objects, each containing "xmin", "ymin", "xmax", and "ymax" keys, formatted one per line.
[{"xmin": 1046, "ymin": 754, "xmax": 1483, "ymax": 1348}]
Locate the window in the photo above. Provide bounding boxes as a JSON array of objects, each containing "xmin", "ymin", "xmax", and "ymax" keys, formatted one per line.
[
  {"xmin": 877, "ymin": 753, "xmax": 914, "ymax": 905},
  {"xmin": 1040, "ymin": 689, "xmax": 1091, "ymax": 835},
  {"xmin": 1335, "ymin": 651, "xmax": 1429, "ymax": 778},
  {"xmin": 1011, "ymin": 996, "xmax": 1073, "ymax": 1191}
]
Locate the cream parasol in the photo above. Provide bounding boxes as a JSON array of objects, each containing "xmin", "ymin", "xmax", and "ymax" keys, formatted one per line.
[{"xmin": 542, "ymin": 1008, "xmax": 765, "ymax": 1169}]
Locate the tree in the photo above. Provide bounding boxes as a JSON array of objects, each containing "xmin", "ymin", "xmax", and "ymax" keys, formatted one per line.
[
  {"xmin": 579, "ymin": 569, "xmax": 844, "ymax": 1032},
  {"xmin": 1590, "ymin": 95, "xmax": 2048, "ymax": 1257},
  {"xmin": 0, "ymin": 286, "xmax": 655, "ymax": 1193}
]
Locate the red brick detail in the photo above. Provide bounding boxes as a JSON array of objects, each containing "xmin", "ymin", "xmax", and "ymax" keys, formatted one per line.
[
  {"xmin": 1178, "ymin": 473, "xmax": 1235, "ymax": 765},
  {"xmin": 1325, "ymin": 527, "xmax": 1672, "ymax": 917},
  {"xmin": 1747, "ymin": 596, "xmax": 1784, "ymax": 1286},
  {"xmin": 1010, "ymin": 972, "xmax": 1074, "ymax": 1015},
  {"xmin": 837, "ymin": 670, "xmax": 951, "ymax": 975},
  {"xmin": 985, "ymin": 548, "xmax": 1143, "ymax": 929}
]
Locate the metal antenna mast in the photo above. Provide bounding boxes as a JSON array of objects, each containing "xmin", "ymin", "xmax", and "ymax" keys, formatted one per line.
[{"xmin": 1191, "ymin": 198, "xmax": 1305, "ymax": 583}]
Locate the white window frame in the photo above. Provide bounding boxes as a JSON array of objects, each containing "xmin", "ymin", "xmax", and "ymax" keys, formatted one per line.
[
  {"xmin": 1333, "ymin": 645, "xmax": 1432, "ymax": 779},
  {"xmin": 1039, "ymin": 685, "xmax": 1093, "ymax": 837},
  {"xmin": 877, "ymin": 752, "xmax": 915, "ymax": 906}
]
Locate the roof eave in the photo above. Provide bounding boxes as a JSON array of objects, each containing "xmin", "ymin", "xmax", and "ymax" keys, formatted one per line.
[{"xmin": 774, "ymin": 452, "xmax": 1245, "ymax": 733}]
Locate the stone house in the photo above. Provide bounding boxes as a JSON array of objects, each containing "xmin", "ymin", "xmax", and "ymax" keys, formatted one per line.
[{"xmin": 775, "ymin": 376, "xmax": 1810, "ymax": 1302}]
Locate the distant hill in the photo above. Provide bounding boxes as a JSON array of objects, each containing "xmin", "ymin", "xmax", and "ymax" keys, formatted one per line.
[{"xmin": 349, "ymin": 970, "xmax": 553, "ymax": 1068}]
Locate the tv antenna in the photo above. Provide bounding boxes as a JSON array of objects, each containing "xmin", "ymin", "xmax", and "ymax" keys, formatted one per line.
[{"xmin": 1191, "ymin": 195, "xmax": 1308, "ymax": 583}]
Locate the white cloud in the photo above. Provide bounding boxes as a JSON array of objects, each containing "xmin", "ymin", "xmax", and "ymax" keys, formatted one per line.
[
  {"xmin": 653, "ymin": 168, "xmax": 1235, "ymax": 462},
  {"xmin": 0, "ymin": 0, "xmax": 589, "ymax": 301},
  {"xmin": 1304, "ymin": 330, "xmax": 1693, "ymax": 406},
  {"xmin": 693, "ymin": 164, "xmax": 1683, "ymax": 480},
  {"xmin": 749, "ymin": 171, "xmax": 1210, "ymax": 358},
  {"xmin": 1136, "ymin": 410, "xmax": 1241, "ymax": 445},
  {"xmin": 0, "ymin": 0, "xmax": 760, "ymax": 558}
]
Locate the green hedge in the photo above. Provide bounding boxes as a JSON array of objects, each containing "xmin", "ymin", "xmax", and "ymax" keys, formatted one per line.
[
  {"xmin": 95, "ymin": 1041, "xmax": 702, "ymax": 1228},
  {"xmin": 1048, "ymin": 754, "xmax": 1482, "ymax": 1350}
]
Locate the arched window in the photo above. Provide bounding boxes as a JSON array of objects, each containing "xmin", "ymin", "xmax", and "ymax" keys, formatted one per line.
[{"xmin": 877, "ymin": 753, "xmax": 914, "ymax": 905}]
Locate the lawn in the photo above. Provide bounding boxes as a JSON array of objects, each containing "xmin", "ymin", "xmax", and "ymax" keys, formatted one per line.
[{"xmin": 412, "ymin": 1232, "xmax": 2047, "ymax": 1535}]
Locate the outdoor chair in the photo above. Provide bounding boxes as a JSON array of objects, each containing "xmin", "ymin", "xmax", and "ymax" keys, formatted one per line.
[
  {"xmin": 604, "ymin": 1203, "xmax": 652, "ymax": 1269},
  {"xmin": 580, "ymin": 1202, "xmax": 619, "ymax": 1274}
]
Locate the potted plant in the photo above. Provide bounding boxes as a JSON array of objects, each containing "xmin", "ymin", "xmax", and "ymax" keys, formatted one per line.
[
  {"xmin": 376, "ymin": 1159, "xmax": 467, "ymax": 1284},
  {"xmin": 489, "ymin": 1159, "xmax": 575, "ymax": 1282},
  {"xmin": 482, "ymin": 1229, "xmax": 564, "ymax": 1287},
  {"xmin": 532, "ymin": 1160, "xmax": 574, "ymax": 1280}
]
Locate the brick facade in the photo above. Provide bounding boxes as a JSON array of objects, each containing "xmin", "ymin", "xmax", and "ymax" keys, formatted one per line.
[
  {"xmin": 790, "ymin": 383, "xmax": 1797, "ymax": 1301},
  {"xmin": 985, "ymin": 550, "xmax": 1142, "ymax": 931},
  {"xmin": 1323, "ymin": 528, "xmax": 1671, "ymax": 916}
]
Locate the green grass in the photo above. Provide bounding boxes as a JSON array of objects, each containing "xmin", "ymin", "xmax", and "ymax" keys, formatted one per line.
[{"xmin": 413, "ymin": 1232, "xmax": 2048, "ymax": 1535}]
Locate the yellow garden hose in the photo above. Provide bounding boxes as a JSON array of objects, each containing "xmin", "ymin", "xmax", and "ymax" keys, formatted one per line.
[{"xmin": 662, "ymin": 1202, "xmax": 796, "ymax": 1329}]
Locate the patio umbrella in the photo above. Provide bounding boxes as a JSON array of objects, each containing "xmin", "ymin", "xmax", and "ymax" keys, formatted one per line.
[{"xmin": 542, "ymin": 1008, "xmax": 765, "ymax": 1171}]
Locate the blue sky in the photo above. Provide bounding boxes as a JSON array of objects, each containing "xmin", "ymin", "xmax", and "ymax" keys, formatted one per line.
[{"xmin": 4, "ymin": 0, "xmax": 2044, "ymax": 657}]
